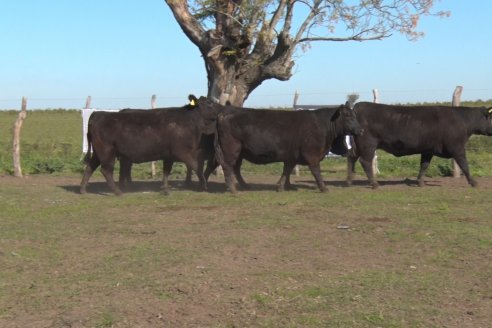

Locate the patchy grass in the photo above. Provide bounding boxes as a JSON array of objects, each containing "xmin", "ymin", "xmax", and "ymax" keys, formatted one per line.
[
  {"xmin": 1, "ymin": 108, "xmax": 491, "ymax": 326},
  {"xmin": 2, "ymin": 110, "xmax": 492, "ymax": 180},
  {"xmin": 0, "ymin": 174, "xmax": 491, "ymax": 327}
]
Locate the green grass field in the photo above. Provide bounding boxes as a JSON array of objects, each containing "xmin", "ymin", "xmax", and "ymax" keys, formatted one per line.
[
  {"xmin": 0, "ymin": 108, "xmax": 491, "ymax": 327},
  {"xmin": 1, "ymin": 108, "xmax": 492, "ymax": 179},
  {"xmin": 0, "ymin": 174, "xmax": 491, "ymax": 327}
]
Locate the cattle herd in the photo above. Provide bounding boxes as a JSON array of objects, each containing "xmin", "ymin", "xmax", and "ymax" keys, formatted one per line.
[{"xmin": 80, "ymin": 95, "xmax": 492, "ymax": 195}]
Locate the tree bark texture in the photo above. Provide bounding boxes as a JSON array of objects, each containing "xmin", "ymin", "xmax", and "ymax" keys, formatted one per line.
[
  {"xmin": 165, "ymin": 0, "xmax": 448, "ymax": 106},
  {"xmin": 166, "ymin": 0, "xmax": 295, "ymax": 105}
]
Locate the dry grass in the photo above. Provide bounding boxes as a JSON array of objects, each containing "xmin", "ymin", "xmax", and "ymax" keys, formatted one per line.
[{"xmin": 0, "ymin": 174, "xmax": 491, "ymax": 327}]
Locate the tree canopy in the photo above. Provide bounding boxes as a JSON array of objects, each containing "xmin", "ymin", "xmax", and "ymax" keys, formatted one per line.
[{"xmin": 166, "ymin": 0, "xmax": 449, "ymax": 105}]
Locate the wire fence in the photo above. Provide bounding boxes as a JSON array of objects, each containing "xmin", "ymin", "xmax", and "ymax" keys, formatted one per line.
[
  {"xmin": 1, "ymin": 87, "xmax": 491, "ymax": 110},
  {"xmin": 1, "ymin": 88, "xmax": 492, "ymax": 177}
]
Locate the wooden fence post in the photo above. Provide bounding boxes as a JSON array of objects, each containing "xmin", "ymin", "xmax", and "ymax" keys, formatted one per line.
[
  {"xmin": 372, "ymin": 88, "xmax": 380, "ymax": 104},
  {"xmin": 452, "ymin": 86, "xmax": 463, "ymax": 178},
  {"xmin": 371, "ymin": 89, "xmax": 380, "ymax": 175},
  {"xmin": 12, "ymin": 97, "xmax": 28, "ymax": 177},
  {"xmin": 150, "ymin": 95, "xmax": 157, "ymax": 178},
  {"xmin": 293, "ymin": 90, "xmax": 300, "ymax": 176},
  {"xmin": 85, "ymin": 96, "xmax": 92, "ymax": 110},
  {"xmin": 292, "ymin": 90, "xmax": 299, "ymax": 109},
  {"xmin": 151, "ymin": 94, "xmax": 157, "ymax": 110}
]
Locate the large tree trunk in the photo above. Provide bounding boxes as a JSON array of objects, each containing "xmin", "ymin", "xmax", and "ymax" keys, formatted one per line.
[
  {"xmin": 166, "ymin": 0, "xmax": 446, "ymax": 106},
  {"xmin": 206, "ymin": 59, "xmax": 249, "ymax": 106},
  {"xmin": 205, "ymin": 31, "xmax": 296, "ymax": 106},
  {"xmin": 166, "ymin": 0, "xmax": 295, "ymax": 107}
]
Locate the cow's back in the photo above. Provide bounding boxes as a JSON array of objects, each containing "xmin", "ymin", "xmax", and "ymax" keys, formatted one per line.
[
  {"xmin": 225, "ymin": 109, "xmax": 321, "ymax": 145},
  {"xmin": 219, "ymin": 108, "xmax": 341, "ymax": 164},
  {"xmin": 90, "ymin": 109, "xmax": 205, "ymax": 162},
  {"xmin": 353, "ymin": 102, "xmax": 468, "ymax": 156}
]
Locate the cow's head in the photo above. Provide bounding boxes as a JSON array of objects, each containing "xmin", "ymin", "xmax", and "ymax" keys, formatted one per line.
[
  {"xmin": 190, "ymin": 95, "xmax": 221, "ymax": 135},
  {"xmin": 334, "ymin": 102, "xmax": 363, "ymax": 136},
  {"xmin": 478, "ymin": 106, "xmax": 492, "ymax": 136}
]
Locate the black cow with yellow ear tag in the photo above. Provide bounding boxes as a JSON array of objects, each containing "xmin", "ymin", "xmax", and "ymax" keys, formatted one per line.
[{"xmin": 80, "ymin": 94, "xmax": 220, "ymax": 196}]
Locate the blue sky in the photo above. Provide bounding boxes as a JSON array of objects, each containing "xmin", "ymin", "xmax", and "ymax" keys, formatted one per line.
[{"xmin": 1, "ymin": 0, "xmax": 491, "ymax": 109}]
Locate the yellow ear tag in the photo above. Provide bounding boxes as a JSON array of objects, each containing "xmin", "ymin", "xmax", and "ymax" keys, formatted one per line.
[
  {"xmin": 190, "ymin": 99, "xmax": 196, "ymax": 106},
  {"xmin": 489, "ymin": 108, "xmax": 492, "ymax": 114}
]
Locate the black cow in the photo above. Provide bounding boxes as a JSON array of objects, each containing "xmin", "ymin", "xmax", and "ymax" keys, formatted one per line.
[
  {"xmin": 117, "ymin": 105, "xmax": 204, "ymax": 190},
  {"xmin": 80, "ymin": 95, "xmax": 218, "ymax": 195},
  {"xmin": 215, "ymin": 103, "xmax": 363, "ymax": 193},
  {"xmin": 85, "ymin": 106, "xmax": 196, "ymax": 190},
  {"xmin": 347, "ymin": 102, "xmax": 492, "ymax": 188}
]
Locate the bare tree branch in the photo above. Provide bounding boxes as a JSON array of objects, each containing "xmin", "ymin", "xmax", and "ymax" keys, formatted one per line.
[
  {"xmin": 165, "ymin": 0, "xmax": 449, "ymax": 105},
  {"xmin": 165, "ymin": 0, "xmax": 206, "ymax": 49},
  {"xmin": 299, "ymin": 33, "xmax": 390, "ymax": 43}
]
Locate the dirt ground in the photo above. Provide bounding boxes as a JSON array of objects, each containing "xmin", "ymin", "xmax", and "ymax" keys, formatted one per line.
[{"xmin": 1, "ymin": 174, "xmax": 491, "ymax": 327}]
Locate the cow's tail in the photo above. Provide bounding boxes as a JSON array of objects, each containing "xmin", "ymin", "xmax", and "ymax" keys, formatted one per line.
[
  {"xmin": 83, "ymin": 132, "xmax": 92, "ymax": 164},
  {"xmin": 213, "ymin": 115, "xmax": 225, "ymax": 167}
]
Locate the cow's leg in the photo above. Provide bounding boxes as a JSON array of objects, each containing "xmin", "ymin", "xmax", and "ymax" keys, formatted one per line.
[
  {"xmin": 204, "ymin": 158, "xmax": 218, "ymax": 181},
  {"xmin": 194, "ymin": 160, "xmax": 208, "ymax": 191},
  {"xmin": 417, "ymin": 154, "xmax": 433, "ymax": 187},
  {"xmin": 220, "ymin": 158, "xmax": 237, "ymax": 194},
  {"xmin": 285, "ymin": 167, "xmax": 299, "ymax": 190},
  {"xmin": 80, "ymin": 155, "xmax": 100, "ymax": 194},
  {"xmin": 185, "ymin": 164, "xmax": 193, "ymax": 186},
  {"xmin": 359, "ymin": 150, "xmax": 378, "ymax": 189},
  {"xmin": 221, "ymin": 164, "xmax": 237, "ymax": 194},
  {"xmin": 346, "ymin": 148, "xmax": 359, "ymax": 186},
  {"xmin": 217, "ymin": 146, "xmax": 240, "ymax": 194},
  {"xmin": 453, "ymin": 152, "xmax": 477, "ymax": 187},
  {"xmin": 234, "ymin": 159, "xmax": 249, "ymax": 189},
  {"xmin": 277, "ymin": 162, "xmax": 296, "ymax": 191},
  {"xmin": 100, "ymin": 159, "xmax": 122, "ymax": 196},
  {"xmin": 308, "ymin": 163, "xmax": 326, "ymax": 192},
  {"xmin": 161, "ymin": 160, "xmax": 174, "ymax": 195},
  {"xmin": 118, "ymin": 158, "xmax": 132, "ymax": 190}
]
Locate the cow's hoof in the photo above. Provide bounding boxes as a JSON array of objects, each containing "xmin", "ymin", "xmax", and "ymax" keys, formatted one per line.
[
  {"xmin": 371, "ymin": 183, "xmax": 379, "ymax": 189},
  {"xmin": 226, "ymin": 183, "xmax": 237, "ymax": 194},
  {"xmin": 284, "ymin": 184, "xmax": 297, "ymax": 191},
  {"xmin": 238, "ymin": 183, "xmax": 250, "ymax": 190},
  {"xmin": 80, "ymin": 188, "xmax": 86, "ymax": 194},
  {"xmin": 470, "ymin": 180, "xmax": 478, "ymax": 188}
]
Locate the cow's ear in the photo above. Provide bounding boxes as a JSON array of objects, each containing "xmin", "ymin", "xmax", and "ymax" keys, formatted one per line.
[
  {"xmin": 331, "ymin": 108, "xmax": 341, "ymax": 121},
  {"xmin": 188, "ymin": 94, "xmax": 199, "ymax": 108}
]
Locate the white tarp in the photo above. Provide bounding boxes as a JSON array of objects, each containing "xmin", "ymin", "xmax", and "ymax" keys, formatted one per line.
[{"xmin": 81, "ymin": 108, "xmax": 119, "ymax": 153}]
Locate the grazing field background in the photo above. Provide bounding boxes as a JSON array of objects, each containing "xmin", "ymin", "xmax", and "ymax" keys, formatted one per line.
[
  {"xmin": 0, "ymin": 107, "xmax": 492, "ymax": 327},
  {"xmin": 1, "ymin": 104, "xmax": 492, "ymax": 179}
]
